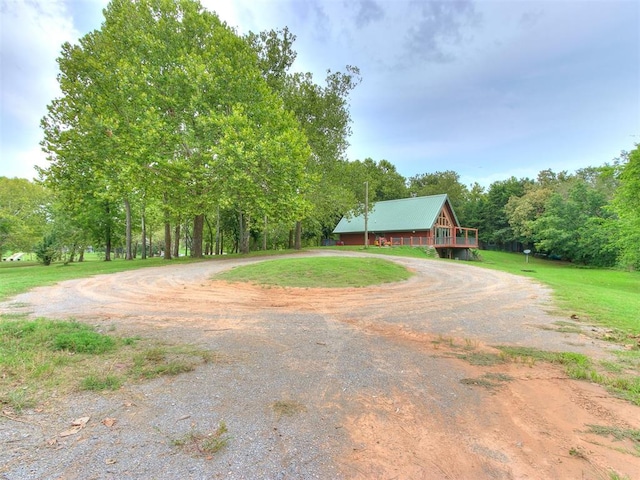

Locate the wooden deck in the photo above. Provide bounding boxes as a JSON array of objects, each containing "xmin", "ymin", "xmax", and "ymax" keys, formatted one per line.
[{"xmin": 388, "ymin": 227, "xmax": 479, "ymax": 249}]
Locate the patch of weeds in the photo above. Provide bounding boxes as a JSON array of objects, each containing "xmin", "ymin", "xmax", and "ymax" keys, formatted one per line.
[
  {"xmin": 595, "ymin": 329, "xmax": 635, "ymax": 344},
  {"xmin": 557, "ymin": 326, "xmax": 584, "ymax": 334},
  {"xmin": 0, "ymin": 388, "xmax": 36, "ymax": 412},
  {"xmin": 81, "ymin": 374, "xmax": 123, "ymax": 391},
  {"xmin": 141, "ymin": 361, "xmax": 195, "ymax": 378},
  {"xmin": 0, "ymin": 316, "xmax": 218, "ymax": 411},
  {"xmin": 53, "ymin": 330, "xmax": 116, "ymax": 354},
  {"xmin": 551, "ymin": 320, "xmax": 584, "ymax": 334},
  {"xmin": 460, "ymin": 377, "xmax": 497, "ymax": 389},
  {"xmin": 586, "ymin": 424, "xmax": 640, "ymax": 458},
  {"xmin": 0, "ymin": 312, "xmax": 29, "ymax": 319},
  {"xmin": 586, "ymin": 424, "xmax": 640, "ymax": 444},
  {"xmin": 131, "ymin": 345, "xmax": 204, "ymax": 379},
  {"xmin": 463, "ymin": 338, "xmax": 479, "ymax": 350},
  {"xmin": 460, "ymin": 372, "xmax": 512, "ymax": 390},
  {"xmin": 496, "ymin": 345, "xmax": 640, "ymax": 406},
  {"xmin": 607, "ymin": 376, "xmax": 640, "ymax": 406},
  {"xmin": 141, "ymin": 346, "xmax": 166, "ymax": 363},
  {"xmin": 613, "ymin": 349, "xmax": 640, "ymax": 370},
  {"xmin": 608, "ymin": 471, "xmax": 632, "ymax": 480},
  {"xmin": 600, "ymin": 361, "xmax": 624, "ymax": 373},
  {"xmin": 271, "ymin": 400, "xmax": 306, "ymax": 418},
  {"xmin": 458, "ymin": 352, "xmax": 505, "ymax": 366},
  {"xmin": 173, "ymin": 422, "xmax": 230, "ymax": 457},
  {"xmin": 484, "ymin": 372, "xmax": 513, "ymax": 382},
  {"xmin": 569, "ymin": 446, "xmax": 587, "ymax": 459}
]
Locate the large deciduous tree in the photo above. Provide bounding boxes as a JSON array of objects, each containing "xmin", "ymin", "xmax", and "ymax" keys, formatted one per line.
[
  {"xmin": 41, "ymin": 0, "xmax": 311, "ymax": 258},
  {"xmin": 248, "ymin": 28, "xmax": 361, "ymax": 248}
]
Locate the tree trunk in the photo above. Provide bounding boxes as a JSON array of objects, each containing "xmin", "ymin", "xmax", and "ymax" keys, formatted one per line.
[
  {"xmin": 173, "ymin": 223, "xmax": 180, "ymax": 258},
  {"xmin": 105, "ymin": 203, "xmax": 112, "ymax": 261},
  {"xmin": 216, "ymin": 205, "xmax": 221, "ymax": 255},
  {"xmin": 192, "ymin": 214, "xmax": 204, "ymax": 257},
  {"xmin": 288, "ymin": 228, "xmax": 293, "ymax": 249},
  {"xmin": 263, "ymin": 215, "xmax": 267, "ymax": 251},
  {"xmin": 205, "ymin": 216, "xmax": 214, "ymax": 255},
  {"xmin": 124, "ymin": 198, "xmax": 133, "ymax": 260},
  {"xmin": 163, "ymin": 193, "xmax": 172, "ymax": 260},
  {"xmin": 239, "ymin": 211, "xmax": 250, "ymax": 254},
  {"xmin": 294, "ymin": 221, "xmax": 302, "ymax": 250},
  {"xmin": 164, "ymin": 222, "xmax": 172, "ymax": 259},
  {"xmin": 141, "ymin": 204, "xmax": 147, "ymax": 260}
]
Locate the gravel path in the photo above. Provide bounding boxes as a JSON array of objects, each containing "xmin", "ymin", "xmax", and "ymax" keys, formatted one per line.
[{"xmin": 1, "ymin": 251, "xmax": 637, "ymax": 479}]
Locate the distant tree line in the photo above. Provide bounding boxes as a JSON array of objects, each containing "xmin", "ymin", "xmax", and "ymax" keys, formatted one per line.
[
  {"xmin": 3, "ymin": 146, "xmax": 638, "ymax": 269},
  {"xmin": 344, "ymin": 148, "xmax": 639, "ymax": 269}
]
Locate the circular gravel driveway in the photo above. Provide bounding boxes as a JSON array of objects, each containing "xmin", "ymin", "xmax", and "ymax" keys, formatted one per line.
[{"xmin": 1, "ymin": 250, "xmax": 638, "ymax": 479}]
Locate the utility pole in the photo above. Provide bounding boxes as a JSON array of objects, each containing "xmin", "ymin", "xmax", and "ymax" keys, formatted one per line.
[{"xmin": 364, "ymin": 181, "xmax": 369, "ymax": 248}]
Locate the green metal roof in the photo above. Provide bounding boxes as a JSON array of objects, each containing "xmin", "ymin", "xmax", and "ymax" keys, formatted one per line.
[{"xmin": 333, "ymin": 194, "xmax": 458, "ymax": 234}]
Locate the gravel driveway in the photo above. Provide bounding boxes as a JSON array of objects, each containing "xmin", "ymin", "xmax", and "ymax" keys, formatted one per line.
[{"xmin": 1, "ymin": 251, "xmax": 638, "ymax": 479}]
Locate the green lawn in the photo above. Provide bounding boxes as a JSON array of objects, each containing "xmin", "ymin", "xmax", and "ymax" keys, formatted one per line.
[
  {"xmin": 0, "ymin": 254, "xmax": 208, "ymax": 301},
  {"xmin": 473, "ymin": 250, "xmax": 640, "ymax": 334},
  {"xmin": 215, "ymin": 256, "xmax": 412, "ymax": 287}
]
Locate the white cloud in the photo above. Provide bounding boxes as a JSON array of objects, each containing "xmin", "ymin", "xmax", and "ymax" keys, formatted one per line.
[{"xmin": 0, "ymin": 0, "xmax": 81, "ymax": 174}]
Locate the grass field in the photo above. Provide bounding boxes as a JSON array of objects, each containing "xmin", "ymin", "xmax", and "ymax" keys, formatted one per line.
[
  {"xmin": 215, "ymin": 256, "xmax": 412, "ymax": 287},
  {"xmin": 473, "ymin": 250, "xmax": 640, "ymax": 335}
]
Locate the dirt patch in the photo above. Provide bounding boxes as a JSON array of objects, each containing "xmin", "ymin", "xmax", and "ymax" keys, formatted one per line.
[{"xmin": 1, "ymin": 251, "xmax": 638, "ymax": 479}]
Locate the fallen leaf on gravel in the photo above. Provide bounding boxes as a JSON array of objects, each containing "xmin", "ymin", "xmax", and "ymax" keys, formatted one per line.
[
  {"xmin": 72, "ymin": 416, "xmax": 90, "ymax": 427},
  {"xmin": 59, "ymin": 416, "xmax": 90, "ymax": 437},
  {"xmin": 102, "ymin": 418, "xmax": 116, "ymax": 427},
  {"xmin": 105, "ymin": 458, "xmax": 117, "ymax": 465}
]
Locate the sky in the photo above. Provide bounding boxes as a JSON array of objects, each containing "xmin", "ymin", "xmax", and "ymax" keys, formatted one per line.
[{"xmin": 1, "ymin": 0, "xmax": 638, "ymax": 188}]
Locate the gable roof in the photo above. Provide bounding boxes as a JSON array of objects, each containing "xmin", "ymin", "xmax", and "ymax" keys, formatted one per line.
[{"xmin": 333, "ymin": 194, "xmax": 460, "ymax": 234}]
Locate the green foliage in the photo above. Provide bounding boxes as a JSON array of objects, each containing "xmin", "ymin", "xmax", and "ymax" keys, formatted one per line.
[
  {"xmin": 408, "ymin": 170, "xmax": 468, "ymax": 215},
  {"xmin": 612, "ymin": 146, "xmax": 640, "ymax": 269},
  {"xmin": 0, "ymin": 177, "xmax": 50, "ymax": 259},
  {"xmin": 481, "ymin": 176, "xmax": 533, "ymax": 248},
  {"xmin": 34, "ymin": 234, "xmax": 58, "ymax": 265}
]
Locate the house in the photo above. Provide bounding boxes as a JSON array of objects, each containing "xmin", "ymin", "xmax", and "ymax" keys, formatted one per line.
[{"xmin": 332, "ymin": 194, "xmax": 478, "ymax": 259}]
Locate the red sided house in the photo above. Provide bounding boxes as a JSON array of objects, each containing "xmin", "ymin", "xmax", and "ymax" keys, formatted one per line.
[{"xmin": 332, "ymin": 194, "xmax": 478, "ymax": 259}]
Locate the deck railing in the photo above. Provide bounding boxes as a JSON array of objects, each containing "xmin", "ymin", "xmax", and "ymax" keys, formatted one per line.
[{"xmin": 388, "ymin": 236, "xmax": 478, "ymax": 248}]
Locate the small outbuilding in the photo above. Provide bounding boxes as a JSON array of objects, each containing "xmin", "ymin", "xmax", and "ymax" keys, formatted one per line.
[{"xmin": 332, "ymin": 194, "xmax": 478, "ymax": 259}]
